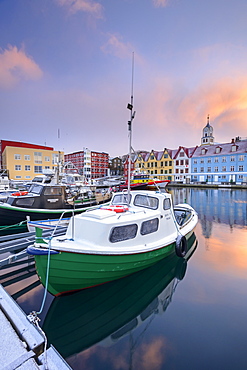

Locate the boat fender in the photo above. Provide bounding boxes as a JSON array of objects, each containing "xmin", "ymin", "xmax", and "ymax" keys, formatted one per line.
[
  {"xmin": 12, "ymin": 191, "xmax": 28, "ymax": 196},
  {"xmin": 101, "ymin": 205, "xmax": 129, "ymax": 213},
  {"xmin": 175, "ymin": 235, "xmax": 187, "ymax": 258}
]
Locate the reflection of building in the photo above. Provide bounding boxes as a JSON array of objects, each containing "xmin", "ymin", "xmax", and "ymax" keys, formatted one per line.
[
  {"xmin": 169, "ymin": 187, "xmax": 247, "ymax": 238},
  {"xmin": 0, "ymin": 140, "xmax": 63, "ymax": 180}
]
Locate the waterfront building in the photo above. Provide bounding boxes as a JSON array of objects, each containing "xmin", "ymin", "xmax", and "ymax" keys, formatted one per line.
[
  {"xmin": 0, "ymin": 140, "xmax": 63, "ymax": 181},
  {"xmin": 191, "ymin": 137, "xmax": 247, "ymax": 184},
  {"xmin": 134, "ymin": 149, "xmax": 174, "ymax": 181},
  {"xmin": 64, "ymin": 148, "xmax": 109, "ymax": 181},
  {"xmin": 173, "ymin": 146, "xmax": 197, "ymax": 183},
  {"xmin": 109, "ymin": 157, "xmax": 124, "ymax": 176}
]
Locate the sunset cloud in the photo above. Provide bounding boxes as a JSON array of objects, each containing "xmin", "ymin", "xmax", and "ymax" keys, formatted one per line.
[
  {"xmin": 153, "ymin": 0, "xmax": 170, "ymax": 7},
  {"xmin": 55, "ymin": 0, "xmax": 103, "ymax": 18},
  {"xmin": 101, "ymin": 34, "xmax": 134, "ymax": 59},
  {"xmin": 0, "ymin": 45, "xmax": 43, "ymax": 89}
]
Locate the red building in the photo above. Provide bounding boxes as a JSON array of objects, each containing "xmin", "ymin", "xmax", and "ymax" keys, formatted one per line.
[{"xmin": 64, "ymin": 148, "xmax": 109, "ymax": 180}]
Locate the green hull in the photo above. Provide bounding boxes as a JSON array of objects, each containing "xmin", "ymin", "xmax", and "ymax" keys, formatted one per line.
[
  {"xmin": 43, "ymin": 232, "xmax": 197, "ymax": 357},
  {"xmin": 34, "ymin": 233, "xmax": 194, "ymax": 296}
]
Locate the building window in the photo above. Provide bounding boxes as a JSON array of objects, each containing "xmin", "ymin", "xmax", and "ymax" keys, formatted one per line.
[
  {"xmin": 207, "ymin": 167, "xmax": 211, "ymax": 172},
  {"xmin": 194, "ymin": 168, "xmax": 197, "ymax": 172},
  {"xmin": 230, "ymin": 166, "xmax": 235, "ymax": 171},
  {"xmin": 176, "ymin": 160, "xmax": 179, "ymax": 165},
  {"xmin": 34, "ymin": 166, "xmax": 42, "ymax": 173},
  {"xmin": 25, "ymin": 176, "xmax": 31, "ymax": 179},
  {"xmin": 15, "ymin": 165, "xmax": 21, "ymax": 171},
  {"xmin": 222, "ymin": 157, "xmax": 226, "ymax": 162},
  {"xmin": 239, "ymin": 155, "xmax": 244, "ymax": 161},
  {"xmin": 222, "ymin": 166, "xmax": 226, "ymax": 172},
  {"xmin": 25, "ymin": 155, "xmax": 30, "ymax": 161},
  {"xmin": 25, "ymin": 165, "xmax": 31, "ymax": 171},
  {"xmin": 180, "ymin": 152, "xmax": 184, "ymax": 157},
  {"xmin": 239, "ymin": 165, "xmax": 244, "ymax": 171},
  {"xmin": 230, "ymin": 156, "xmax": 235, "ymax": 162},
  {"xmin": 15, "ymin": 154, "xmax": 21, "ymax": 160},
  {"xmin": 200, "ymin": 159, "xmax": 204, "ymax": 163},
  {"xmin": 45, "ymin": 156, "xmax": 50, "ymax": 162},
  {"xmin": 231, "ymin": 145, "xmax": 237, "ymax": 152},
  {"xmin": 200, "ymin": 167, "xmax": 204, "ymax": 172},
  {"xmin": 180, "ymin": 160, "xmax": 184, "ymax": 165},
  {"xmin": 215, "ymin": 147, "xmax": 221, "ymax": 154},
  {"xmin": 214, "ymin": 167, "xmax": 218, "ymax": 172},
  {"xmin": 214, "ymin": 157, "xmax": 219, "ymax": 163},
  {"xmin": 34, "ymin": 152, "xmax": 42, "ymax": 164},
  {"xmin": 193, "ymin": 159, "xmax": 197, "ymax": 164},
  {"xmin": 207, "ymin": 158, "xmax": 211, "ymax": 163}
]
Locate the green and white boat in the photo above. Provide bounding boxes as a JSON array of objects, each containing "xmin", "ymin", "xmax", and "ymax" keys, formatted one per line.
[
  {"xmin": 27, "ymin": 79, "xmax": 198, "ymax": 297},
  {"xmin": 27, "ymin": 189, "xmax": 198, "ymax": 296}
]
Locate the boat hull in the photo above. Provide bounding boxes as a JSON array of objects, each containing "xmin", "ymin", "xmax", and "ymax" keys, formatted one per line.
[
  {"xmin": 0, "ymin": 199, "xmax": 109, "ymax": 236},
  {"xmin": 32, "ymin": 231, "xmax": 194, "ymax": 296}
]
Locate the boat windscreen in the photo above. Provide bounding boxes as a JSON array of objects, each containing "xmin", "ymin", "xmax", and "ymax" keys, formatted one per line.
[
  {"xmin": 29, "ymin": 184, "xmax": 43, "ymax": 194},
  {"xmin": 134, "ymin": 194, "xmax": 159, "ymax": 209},
  {"xmin": 112, "ymin": 193, "xmax": 131, "ymax": 205}
]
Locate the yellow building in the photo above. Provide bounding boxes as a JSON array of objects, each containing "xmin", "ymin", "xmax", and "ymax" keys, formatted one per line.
[
  {"xmin": 135, "ymin": 149, "xmax": 174, "ymax": 181},
  {"xmin": 2, "ymin": 146, "xmax": 64, "ymax": 181}
]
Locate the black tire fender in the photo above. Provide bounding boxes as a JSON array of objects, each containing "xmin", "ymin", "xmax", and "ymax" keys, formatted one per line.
[{"xmin": 175, "ymin": 235, "xmax": 187, "ymax": 257}]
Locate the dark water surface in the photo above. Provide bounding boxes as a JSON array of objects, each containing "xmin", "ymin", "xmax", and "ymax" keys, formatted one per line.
[{"xmin": 1, "ymin": 188, "xmax": 247, "ymax": 370}]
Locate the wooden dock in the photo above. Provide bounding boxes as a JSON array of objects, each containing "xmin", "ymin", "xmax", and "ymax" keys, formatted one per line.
[{"xmin": 0, "ymin": 284, "xmax": 72, "ymax": 369}]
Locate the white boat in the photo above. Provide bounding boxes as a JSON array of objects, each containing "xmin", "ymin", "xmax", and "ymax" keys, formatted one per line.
[{"xmin": 27, "ymin": 58, "xmax": 198, "ymax": 296}]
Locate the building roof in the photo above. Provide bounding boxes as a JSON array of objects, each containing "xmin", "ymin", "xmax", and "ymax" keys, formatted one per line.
[
  {"xmin": 193, "ymin": 140, "xmax": 247, "ymax": 157},
  {"xmin": 0, "ymin": 140, "xmax": 53, "ymax": 153}
]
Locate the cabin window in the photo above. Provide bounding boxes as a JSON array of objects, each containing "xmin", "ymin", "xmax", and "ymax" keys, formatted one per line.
[
  {"xmin": 110, "ymin": 224, "xmax": 138, "ymax": 243},
  {"xmin": 134, "ymin": 195, "xmax": 158, "ymax": 209},
  {"xmin": 29, "ymin": 184, "xmax": 43, "ymax": 194},
  {"xmin": 163, "ymin": 198, "xmax": 171, "ymax": 210},
  {"xmin": 141, "ymin": 218, "xmax": 159, "ymax": 235},
  {"xmin": 16, "ymin": 198, "xmax": 35, "ymax": 207},
  {"xmin": 44, "ymin": 187, "xmax": 63, "ymax": 196}
]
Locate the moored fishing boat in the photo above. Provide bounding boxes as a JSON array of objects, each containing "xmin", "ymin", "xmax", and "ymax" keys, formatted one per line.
[
  {"xmin": 27, "ymin": 63, "xmax": 198, "ymax": 296},
  {"xmin": 27, "ymin": 188, "xmax": 198, "ymax": 296},
  {"xmin": 0, "ymin": 182, "xmax": 111, "ymax": 235},
  {"xmin": 119, "ymin": 172, "xmax": 170, "ymax": 191}
]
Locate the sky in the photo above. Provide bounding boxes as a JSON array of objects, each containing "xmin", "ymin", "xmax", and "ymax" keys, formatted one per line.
[{"xmin": 0, "ymin": 0, "xmax": 247, "ymax": 157}]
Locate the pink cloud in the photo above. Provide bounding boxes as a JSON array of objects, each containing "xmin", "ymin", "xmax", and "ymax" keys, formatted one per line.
[
  {"xmin": 0, "ymin": 45, "xmax": 43, "ymax": 89},
  {"xmin": 101, "ymin": 34, "xmax": 135, "ymax": 59},
  {"xmin": 153, "ymin": 0, "xmax": 170, "ymax": 7},
  {"xmin": 55, "ymin": 0, "xmax": 103, "ymax": 18}
]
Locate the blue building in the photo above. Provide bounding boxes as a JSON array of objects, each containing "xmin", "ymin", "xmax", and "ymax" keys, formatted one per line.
[
  {"xmin": 191, "ymin": 138, "xmax": 247, "ymax": 184},
  {"xmin": 190, "ymin": 117, "xmax": 247, "ymax": 184}
]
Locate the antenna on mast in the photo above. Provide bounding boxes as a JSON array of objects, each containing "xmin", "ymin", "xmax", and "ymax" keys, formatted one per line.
[{"xmin": 127, "ymin": 52, "xmax": 136, "ymax": 203}]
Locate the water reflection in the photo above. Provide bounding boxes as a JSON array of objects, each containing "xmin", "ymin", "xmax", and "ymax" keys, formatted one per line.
[
  {"xmin": 42, "ymin": 233, "xmax": 197, "ymax": 361},
  {"xmin": 169, "ymin": 187, "xmax": 247, "ymax": 238}
]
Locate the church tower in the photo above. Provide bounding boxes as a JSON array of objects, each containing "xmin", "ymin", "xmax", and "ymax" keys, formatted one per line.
[{"xmin": 201, "ymin": 115, "xmax": 214, "ymax": 146}]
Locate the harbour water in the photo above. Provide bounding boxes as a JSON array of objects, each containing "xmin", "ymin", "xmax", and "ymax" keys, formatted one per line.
[{"xmin": 1, "ymin": 187, "xmax": 247, "ymax": 370}]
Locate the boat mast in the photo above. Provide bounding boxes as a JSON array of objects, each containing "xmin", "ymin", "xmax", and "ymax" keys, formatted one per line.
[{"xmin": 127, "ymin": 52, "xmax": 136, "ymax": 203}]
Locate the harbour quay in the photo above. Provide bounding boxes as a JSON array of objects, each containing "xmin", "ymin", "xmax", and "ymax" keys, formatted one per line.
[{"xmin": 0, "ymin": 284, "xmax": 71, "ymax": 370}]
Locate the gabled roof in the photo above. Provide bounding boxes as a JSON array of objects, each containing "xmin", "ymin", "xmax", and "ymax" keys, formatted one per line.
[
  {"xmin": 173, "ymin": 146, "xmax": 198, "ymax": 159},
  {"xmin": 193, "ymin": 140, "xmax": 247, "ymax": 157}
]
